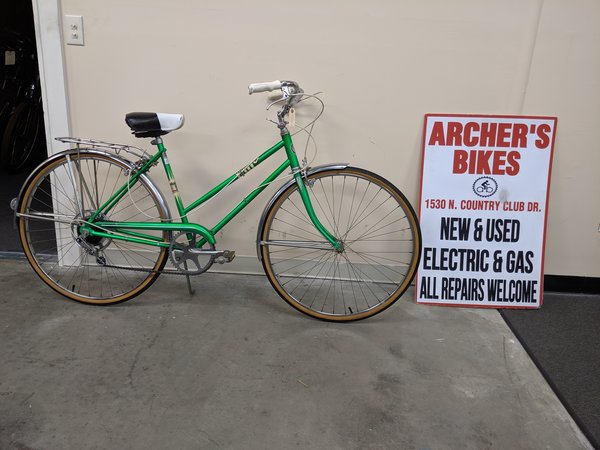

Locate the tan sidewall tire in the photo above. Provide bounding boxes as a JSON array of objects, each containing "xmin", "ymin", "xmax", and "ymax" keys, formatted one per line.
[
  {"xmin": 18, "ymin": 153, "xmax": 168, "ymax": 305},
  {"xmin": 260, "ymin": 167, "xmax": 421, "ymax": 322}
]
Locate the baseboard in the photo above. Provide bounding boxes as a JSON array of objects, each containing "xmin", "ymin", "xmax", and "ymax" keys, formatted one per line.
[
  {"xmin": 0, "ymin": 250, "xmax": 266, "ymax": 275},
  {"xmin": 0, "ymin": 251, "xmax": 27, "ymax": 260},
  {"xmin": 2, "ymin": 249, "xmax": 599, "ymax": 293},
  {"xmin": 544, "ymin": 275, "xmax": 600, "ymax": 295}
]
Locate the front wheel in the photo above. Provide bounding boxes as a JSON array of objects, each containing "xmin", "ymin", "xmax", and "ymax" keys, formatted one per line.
[{"xmin": 259, "ymin": 167, "xmax": 421, "ymax": 321}]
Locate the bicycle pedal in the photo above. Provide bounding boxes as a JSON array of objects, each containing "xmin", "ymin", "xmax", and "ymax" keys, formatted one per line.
[{"xmin": 215, "ymin": 250, "xmax": 236, "ymax": 264}]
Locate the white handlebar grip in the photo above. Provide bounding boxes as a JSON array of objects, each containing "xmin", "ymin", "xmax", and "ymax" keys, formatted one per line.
[{"xmin": 248, "ymin": 80, "xmax": 282, "ymax": 94}]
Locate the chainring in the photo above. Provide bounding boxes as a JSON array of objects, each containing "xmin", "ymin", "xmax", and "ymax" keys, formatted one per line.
[{"xmin": 169, "ymin": 231, "xmax": 215, "ymax": 275}]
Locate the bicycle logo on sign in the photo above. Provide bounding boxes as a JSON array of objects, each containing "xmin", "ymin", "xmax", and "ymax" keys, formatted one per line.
[{"xmin": 473, "ymin": 176, "xmax": 498, "ymax": 198}]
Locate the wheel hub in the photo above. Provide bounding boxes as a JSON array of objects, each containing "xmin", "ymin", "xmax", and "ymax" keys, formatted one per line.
[{"xmin": 71, "ymin": 210, "xmax": 112, "ymax": 252}]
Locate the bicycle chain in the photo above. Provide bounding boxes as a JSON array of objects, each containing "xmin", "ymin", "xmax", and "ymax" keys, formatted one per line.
[
  {"xmin": 82, "ymin": 233, "xmax": 203, "ymax": 276},
  {"xmin": 97, "ymin": 260, "xmax": 202, "ymax": 276},
  {"xmin": 81, "ymin": 235, "xmax": 206, "ymax": 276},
  {"xmin": 89, "ymin": 248, "xmax": 197, "ymax": 276}
]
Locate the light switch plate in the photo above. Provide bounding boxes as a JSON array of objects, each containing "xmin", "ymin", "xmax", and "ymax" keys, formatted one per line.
[{"xmin": 64, "ymin": 15, "xmax": 84, "ymax": 46}]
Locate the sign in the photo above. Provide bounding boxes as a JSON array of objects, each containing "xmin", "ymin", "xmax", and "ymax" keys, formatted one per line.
[{"xmin": 417, "ymin": 114, "xmax": 557, "ymax": 308}]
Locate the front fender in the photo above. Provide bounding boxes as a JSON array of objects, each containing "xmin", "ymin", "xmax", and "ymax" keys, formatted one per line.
[{"xmin": 255, "ymin": 163, "xmax": 349, "ymax": 262}]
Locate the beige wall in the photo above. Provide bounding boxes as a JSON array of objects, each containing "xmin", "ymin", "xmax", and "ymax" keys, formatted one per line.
[{"xmin": 58, "ymin": 0, "xmax": 600, "ymax": 277}]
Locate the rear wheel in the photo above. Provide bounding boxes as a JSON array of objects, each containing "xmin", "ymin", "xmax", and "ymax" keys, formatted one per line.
[
  {"xmin": 18, "ymin": 151, "xmax": 169, "ymax": 304},
  {"xmin": 260, "ymin": 167, "xmax": 421, "ymax": 321}
]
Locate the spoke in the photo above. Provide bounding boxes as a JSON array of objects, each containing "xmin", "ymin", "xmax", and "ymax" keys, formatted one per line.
[
  {"xmin": 99, "ymin": 160, "xmax": 112, "ymax": 205},
  {"xmin": 348, "ymin": 205, "xmax": 405, "ymax": 243},
  {"xmin": 346, "ymin": 177, "xmax": 359, "ymax": 234},
  {"xmin": 350, "ymin": 229, "xmax": 414, "ymax": 242},
  {"xmin": 117, "ymin": 201, "xmax": 161, "ymax": 223},
  {"xmin": 271, "ymin": 247, "xmax": 326, "ymax": 266},
  {"xmin": 311, "ymin": 252, "xmax": 338, "ymax": 310},
  {"xmin": 108, "ymin": 184, "xmax": 148, "ymax": 217},
  {"xmin": 321, "ymin": 252, "xmax": 342, "ymax": 313},
  {"xmin": 280, "ymin": 199, "xmax": 314, "ymax": 229},
  {"xmin": 45, "ymin": 240, "xmax": 80, "ymax": 277},
  {"xmin": 344, "ymin": 250, "xmax": 361, "ymax": 313},
  {"xmin": 337, "ymin": 176, "xmax": 346, "ymax": 237},
  {"xmin": 51, "ymin": 167, "xmax": 80, "ymax": 213},
  {"xmin": 341, "ymin": 251, "xmax": 377, "ymax": 307},
  {"xmin": 346, "ymin": 248, "xmax": 411, "ymax": 268},
  {"xmin": 276, "ymin": 250, "xmax": 329, "ymax": 276},
  {"xmin": 284, "ymin": 252, "xmax": 334, "ymax": 297},
  {"xmin": 345, "ymin": 247, "xmax": 403, "ymax": 286},
  {"xmin": 347, "ymin": 179, "xmax": 372, "ymax": 236},
  {"xmin": 343, "ymin": 189, "xmax": 390, "ymax": 239},
  {"xmin": 34, "ymin": 183, "xmax": 77, "ymax": 217},
  {"xmin": 268, "ymin": 245, "xmax": 323, "ymax": 256},
  {"xmin": 90, "ymin": 159, "xmax": 100, "ymax": 209},
  {"xmin": 63, "ymin": 252, "xmax": 87, "ymax": 291},
  {"xmin": 271, "ymin": 218, "xmax": 323, "ymax": 240},
  {"xmin": 296, "ymin": 253, "xmax": 336, "ymax": 300}
]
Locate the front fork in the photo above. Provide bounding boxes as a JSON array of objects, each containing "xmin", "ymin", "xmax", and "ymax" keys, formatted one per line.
[{"xmin": 281, "ymin": 132, "xmax": 343, "ymax": 252}]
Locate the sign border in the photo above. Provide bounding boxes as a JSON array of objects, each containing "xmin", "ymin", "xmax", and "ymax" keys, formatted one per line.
[{"xmin": 416, "ymin": 113, "xmax": 558, "ymax": 308}]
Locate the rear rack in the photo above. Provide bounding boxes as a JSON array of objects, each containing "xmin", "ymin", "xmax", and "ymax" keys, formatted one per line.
[{"xmin": 55, "ymin": 137, "xmax": 149, "ymax": 160}]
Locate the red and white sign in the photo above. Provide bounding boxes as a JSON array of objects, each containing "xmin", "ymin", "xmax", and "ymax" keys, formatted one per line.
[{"xmin": 417, "ymin": 114, "xmax": 557, "ymax": 308}]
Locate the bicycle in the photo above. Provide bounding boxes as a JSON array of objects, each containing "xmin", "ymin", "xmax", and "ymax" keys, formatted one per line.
[
  {"xmin": 476, "ymin": 182, "xmax": 494, "ymax": 194},
  {"xmin": 12, "ymin": 80, "xmax": 421, "ymax": 321},
  {"xmin": 0, "ymin": 30, "xmax": 45, "ymax": 172}
]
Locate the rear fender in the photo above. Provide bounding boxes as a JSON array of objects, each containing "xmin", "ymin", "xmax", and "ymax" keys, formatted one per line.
[{"xmin": 12, "ymin": 148, "xmax": 172, "ymax": 225}]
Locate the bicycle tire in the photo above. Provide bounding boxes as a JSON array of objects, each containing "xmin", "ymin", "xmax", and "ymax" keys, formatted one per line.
[
  {"xmin": 259, "ymin": 166, "xmax": 421, "ymax": 321},
  {"xmin": 0, "ymin": 101, "xmax": 41, "ymax": 172},
  {"xmin": 17, "ymin": 151, "xmax": 170, "ymax": 305},
  {"xmin": 0, "ymin": 93, "xmax": 16, "ymax": 144}
]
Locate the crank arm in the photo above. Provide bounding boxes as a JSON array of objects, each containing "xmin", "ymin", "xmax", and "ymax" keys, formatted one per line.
[{"xmin": 187, "ymin": 249, "xmax": 225, "ymax": 256}]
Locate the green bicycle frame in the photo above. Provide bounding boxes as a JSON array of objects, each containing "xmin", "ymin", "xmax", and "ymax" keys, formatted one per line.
[{"xmin": 82, "ymin": 132, "xmax": 342, "ymax": 251}]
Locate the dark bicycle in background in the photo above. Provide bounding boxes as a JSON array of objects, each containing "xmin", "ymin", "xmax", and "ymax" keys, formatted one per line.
[{"xmin": 0, "ymin": 30, "xmax": 46, "ymax": 172}]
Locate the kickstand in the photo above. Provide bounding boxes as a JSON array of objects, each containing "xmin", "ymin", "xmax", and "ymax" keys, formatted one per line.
[{"xmin": 183, "ymin": 261, "xmax": 195, "ymax": 295}]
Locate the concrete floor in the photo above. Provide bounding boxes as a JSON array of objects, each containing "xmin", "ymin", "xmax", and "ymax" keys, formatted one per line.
[{"xmin": 0, "ymin": 258, "xmax": 592, "ymax": 450}]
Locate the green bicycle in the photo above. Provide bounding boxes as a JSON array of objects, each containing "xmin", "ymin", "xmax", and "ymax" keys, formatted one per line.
[{"xmin": 13, "ymin": 80, "xmax": 421, "ymax": 321}]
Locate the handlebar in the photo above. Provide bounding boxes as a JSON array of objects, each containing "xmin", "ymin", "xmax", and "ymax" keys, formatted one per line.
[
  {"xmin": 248, "ymin": 79, "xmax": 304, "ymax": 109},
  {"xmin": 248, "ymin": 80, "xmax": 282, "ymax": 94}
]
